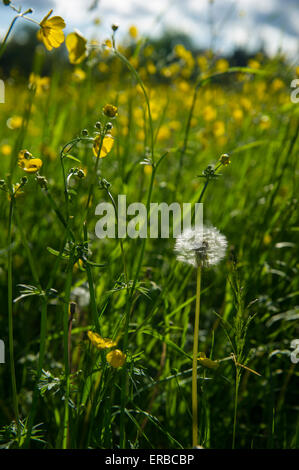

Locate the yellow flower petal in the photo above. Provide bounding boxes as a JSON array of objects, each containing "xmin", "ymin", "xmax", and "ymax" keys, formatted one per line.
[
  {"xmin": 18, "ymin": 158, "xmax": 43, "ymax": 173},
  {"xmin": 37, "ymin": 11, "xmax": 65, "ymax": 51},
  {"xmin": 66, "ymin": 31, "xmax": 87, "ymax": 64},
  {"xmin": 47, "ymin": 16, "xmax": 66, "ymax": 29},
  {"xmin": 87, "ymin": 331, "xmax": 117, "ymax": 350},
  {"xmin": 93, "ymin": 135, "xmax": 114, "ymax": 158}
]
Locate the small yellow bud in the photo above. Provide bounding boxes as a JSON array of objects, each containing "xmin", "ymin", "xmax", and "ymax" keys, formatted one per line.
[
  {"xmin": 198, "ymin": 352, "xmax": 219, "ymax": 369},
  {"xmin": 103, "ymin": 104, "xmax": 118, "ymax": 118},
  {"xmin": 219, "ymin": 154, "xmax": 231, "ymax": 166}
]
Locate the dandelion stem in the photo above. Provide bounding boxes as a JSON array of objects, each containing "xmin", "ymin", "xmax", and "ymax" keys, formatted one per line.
[{"xmin": 192, "ymin": 266, "xmax": 201, "ymax": 447}]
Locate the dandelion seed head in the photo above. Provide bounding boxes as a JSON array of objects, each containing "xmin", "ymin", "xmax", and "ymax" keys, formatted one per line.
[{"xmin": 174, "ymin": 226, "xmax": 227, "ymax": 268}]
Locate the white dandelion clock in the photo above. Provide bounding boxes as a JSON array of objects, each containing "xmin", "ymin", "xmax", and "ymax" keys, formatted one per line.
[
  {"xmin": 174, "ymin": 225, "xmax": 227, "ymax": 268},
  {"xmin": 174, "ymin": 224, "xmax": 228, "ymax": 448}
]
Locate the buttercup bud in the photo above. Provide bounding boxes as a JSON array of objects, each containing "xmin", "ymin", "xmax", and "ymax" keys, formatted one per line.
[{"xmin": 103, "ymin": 104, "xmax": 118, "ymax": 118}]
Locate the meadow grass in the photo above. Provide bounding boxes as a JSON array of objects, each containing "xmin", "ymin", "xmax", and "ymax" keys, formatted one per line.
[{"xmin": 0, "ymin": 6, "xmax": 299, "ymax": 449}]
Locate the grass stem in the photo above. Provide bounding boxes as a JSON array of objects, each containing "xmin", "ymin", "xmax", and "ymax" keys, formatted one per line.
[{"xmin": 192, "ymin": 266, "xmax": 201, "ymax": 447}]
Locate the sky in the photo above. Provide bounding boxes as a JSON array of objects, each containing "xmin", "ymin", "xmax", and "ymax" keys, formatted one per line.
[{"xmin": 1, "ymin": 0, "xmax": 298, "ymax": 58}]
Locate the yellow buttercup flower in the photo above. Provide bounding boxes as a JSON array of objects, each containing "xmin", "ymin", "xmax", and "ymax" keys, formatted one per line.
[
  {"xmin": 72, "ymin": 68, "xmax": 86, "ymax": 82},
  {"xmin": 104, "ymin": 39, "xmax": 112, "ymax": 48},
  {"xmin": 213, "ymin": 120, "xmax": 225, "ymax": 137},
  {"xmin": 66, "ymin": 31, "xmax": 87, "ymax": 64},
  {"xmin": 157, "ymin": 125, "xmax": 171, "ymax": 141},
  {"xmin": 98, "ymin": 62, "xmax": 109, "ymax": 74},
  {"xmin": 37, "ymin": 10, "xmax": 66, "ymax": 51},
  {"xmin": 144, "ymin": 45, "xmax": 154, "ymax": 57},
  {"xmin": 87, "ymin": 331, "xmax": 117, "ymax": 350},
  {"xmin": 271, "ymin": 78, "xmax": 284, "ymax": 92},
  {"xmin": 219, "ymin": 153, "xmax": 231, "ymax": 166},
  {"xmin": 263, "ymin": 233, "xmax": 272, "ymax": 245},
  {"xmin": 203, "ymin": 105, "xmax": 216, "ymax": 122},
  {"xmin": 106, "ymin": 349, "xmax": 126, "ymax": 368},
  {"xmin": 174, "ymin": 44, "xmax": 186, "ymax": 58},
  {"xmin": 129, "ymin": 25, "xmax": 138, "ymax": 39},
  {"xmin": 7, "ymin": 115, "xmax": 23, "ymax": 130},
  {"xmin": 248, "ymin": 59, "xmax": 260, "ymax": 69},
  {"xmin": 216, "ymin": 58, "xmax": 229, "ymax": 72},
  {"xmin": 147, "ymin": 61, "xmax": 156, "ymax": 75},
  {"xmin": 18, "ymin": 149, "xmax": 43, "ymax": 173},
  {"xmin": 29, "ymin": 73, "xmax": 50, "ymax": 96},
  {"xmin": 197, "ymin": 55, "xmax": 208, "ymax": 71},
  {"xmin": 1, "ymin": 144, "xmax": 12, "ymax": 156},
  {"xmin": 18, "ymin": 158, "xmax": 43, "ymax": 173},
  {"xmin": 232, "ymin": 108, "xmax": 244, "ymax": 122},
  {"xmin": 93, "ymin": 135, "xmax": 114, "ymax": 158}
]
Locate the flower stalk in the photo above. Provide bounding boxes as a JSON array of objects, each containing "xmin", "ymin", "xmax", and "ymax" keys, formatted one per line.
[
  {"xmin": 192, "ymin": 266, "xmax": 201, "ymax": 447},
  {"xmin": 7, "ymin": 195, "xmax": 20, "ymax": 441}
]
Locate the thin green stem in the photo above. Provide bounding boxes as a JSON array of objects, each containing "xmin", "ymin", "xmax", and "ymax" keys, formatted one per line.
[
  {"xmin": 83, "ymin": 221, "xmax": 101, "ymax": 333},
  {"xmin": 23, "ymin": 299, "xmax": 47, "ymax": 448},
  {"xmin": 14, "ymin": 209, "xmax": 40, "ymax": 286},
  {"xmin": 232, "ymin": 368, "xmax": 240, "ymax": 449},
  {"xmin": 7, "ymin": 197, "xmax": 20, "ymax": 440},
  {"xmin": 85, "ymin": 130, "xmax": 107, "ymax": 219},
  {"xmin": 175, "ymin": 87, "xmax": 198, "ymax": 190},
  {"xmin": 44, "ymin": 188, "xmax": 75, "ymax": 241},
  {"xmin": 192, "ymin": 266, "xmax": 201, "ymax": 448},
  {"xmin": 15, "ymin": 207, "xmax": 42, "ymax": 448},
  {"xmin": 24, "ymin": 232, "xmax": 69, "ymax": 448},
  {"xmin": 0, "ymin": 16, "xmax": 19, "ymax": 59},
  {"xmin": 113, "ymin": 48, "xmax": 154, "ymax": 165},
  {"xmin": 0, "ymin": 10, "xmax": 38, "ymax": 60},
  {"xmin": 62, "ymin": 254, "xmax": 74, "ymax": 449},
  {"xmin": 104, "ymin": 188, "xmax": 128, "ymax": 286}
]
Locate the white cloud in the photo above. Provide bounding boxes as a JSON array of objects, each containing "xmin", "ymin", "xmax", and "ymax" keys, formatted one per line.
[{"xmin": 0, "ymin": 0, "xmax": 298, "ymax": 57}]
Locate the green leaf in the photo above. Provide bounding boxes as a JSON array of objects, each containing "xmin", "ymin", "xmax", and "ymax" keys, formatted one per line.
[{"xmin": 65, "ymin": 154, "xmax": 81, "ymax": 163}]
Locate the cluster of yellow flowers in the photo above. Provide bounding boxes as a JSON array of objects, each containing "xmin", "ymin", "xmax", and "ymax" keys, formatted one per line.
[{"xmin": 87, "ymin": 331, "xmax": 126, "ymax": 368}]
